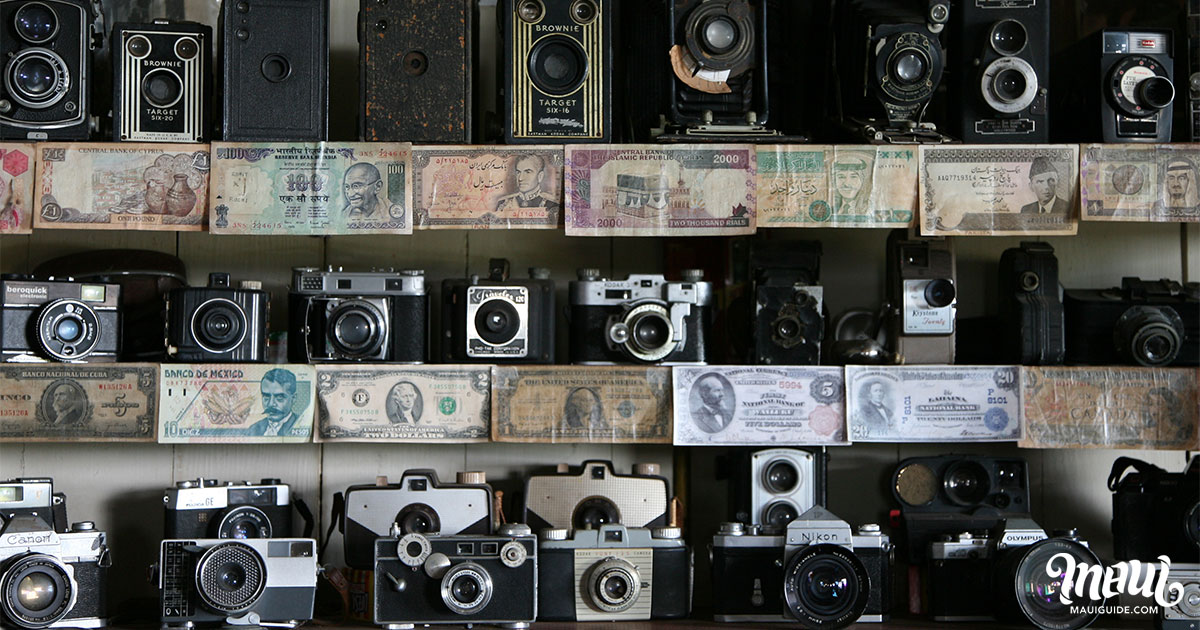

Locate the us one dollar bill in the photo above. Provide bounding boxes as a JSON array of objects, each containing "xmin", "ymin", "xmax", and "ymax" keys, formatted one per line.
[
  {"xmin": 1022, "ymin": 367, "xmax": 1199, "ymax": 449},
  {"xmin": 34, "ymin": 143, "xmax": 210, "ymax": 230},
  {"xmin": 758, "ymin": 145, "xmax": 917, "ymax": 228},
  {"xmin": 0, "ymin": 143, "xmax": 34, "ymax": 234},
  {"xmin": 919, "ymin": 144, "xmax": 1079, "ymax": 236},
  {"xmin": 316, "ymin": 365, "xmax": 490, "ymax": 443},
  {"xmin": 0, "ymin": 364, "xmax": 157, "ymax": 442},
  {"xmin": 1081, "ymin": 144, "xmax": 1200, "ymax": 222},
  {"xmin": 412, "ymin": 146, "xmax": 562, "ymax": 229},
  {"xmin": 491, "ymin": 366, "xmax": 672, "ymax": 443},
  {"xmin": 846, "ymin": 365, "xmax": 1022, "ymax": 442},
  {"xmin": 209, "ymin": 142, "xmax": 412, "ymax": 235},
  {"xmin": 672, "ymin": 366, "xmax": 847, "ymax": 446},
  {"xmin": 564, "ymin": 144, "xmax": 756, "ymax": 236},
  {"xmin": 159, "ymin": 364, "xmax": 315, "ymax": 443}
]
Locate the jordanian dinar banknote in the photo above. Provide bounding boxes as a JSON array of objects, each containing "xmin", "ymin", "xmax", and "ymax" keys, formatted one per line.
[
  {"xmin": 919, "ymin": 144, "xmax": 1079, "ymax": 236},
  {"xmin": 492, "ymin": 366, "xmax": 672, "ymax": 443},
  {"xmin": 673, "ymin": 366, "xmax": 847, "ymax": 446},
  {"xmin": 1022, "ymin": 366, "xmax": 1199, "ymax": 449},
  {"xmin": 412, "ymin": 146, "xmax": 562, "ymax": 229},
  {"xmin": 0, "ymin": 143, "xmax": 34, "ymax": 234},
  {"xmin": 0, "ymin": 364, "xmax": 157, "ymax": 442},
  {"xmin": 1081, "ymin": 144, "xmax": 1200, "ymax": 222},
  {"xmin": 846, "ymin": 365, "xmax": 1022, "ymax": 442},
  {"xmin": 564, "ymin": 144, "xmax": 756, "ymax": 236},
  {"xmin": 209, "ymin": 142, "xmax": 412, "ymax": 235},
  {"xmin": 316, "ymin": 365, "xmax": 490, "ymax": 443},
  {"xmin": 34, "ymin": 143, "xmax": 210, "ymax": 230},
  {"xmin": 758, "ymin": 145, "xmax": 917, "ymax": 228},
  {"xmin": 159, "ymin": 364, "xmax": 315, "ymax": 443}
]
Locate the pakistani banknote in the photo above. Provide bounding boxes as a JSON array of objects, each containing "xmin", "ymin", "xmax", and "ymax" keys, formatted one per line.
[
  {"xmin": 492, "ymin": 366, "xmax": 672, "ymax": 443},
  {"xmin": 412, "ymin": 146, "xmax": 562, "ymax": 229},
  {"xmin": 564, "ymin": 144, "xmax": 756, "ymax": 236},
  {"xmin": 1081, "ymin": 144, "xmax": 1200, "ymax": 222},
  {"xmin": 209, "ymin": 142, "xmax": 412, "ymax": 235},
  {"xmin": 159, "ymin": 364, "xmax": 315, "ymax": 443},
  {"xmin": 0, "ymin": 143, "xmax": 34, "ymax": 234},
  {"xmin": 0, "ymin": 364, "xmax": 157, "ymax": 442},
  {"xmin": 919, "ymin": 145, "xmax": 1079, "ymax": 236},
  {"xmin": 316, "ymin": 365, "xmax": 490, "ymax": 443},
  {"xmin": 846, "ymin": 365, "xmax": 1022, "ymax": 442},
  {"xmin": 673, "ymin": 366, "xmax": 847, "ymax": 446},
  {"xmin": 34, "ymin": 143, "xmax": 210, "ymax": 230}
]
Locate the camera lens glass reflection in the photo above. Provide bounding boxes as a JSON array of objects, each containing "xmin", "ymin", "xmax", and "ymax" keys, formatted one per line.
[
  {"xmin": 994, "ymin": 68, "xmax": 1027, "ymax": 102},
  {"xmin": 991, "ymin": 20, "xmax": 1028, "ymax": 56},
  {"xmin": 765, "ymin": 502, "xmax": 798, "ymax": 528},
  {"xmin": 891, "ymin": 51, "xmax": 927, "ymax": 85},
  {"xmin": 573, "ymin": 497, "xmax": 620, "ymax": 530},
  {"xmin": 702, "ymin": 17, "xmax": 738, "ymax": 52},
  {"xmin": 194, "ymin": 300, "xmax": 246, "ymax": 352},
  {"xmin": 923, "ymin": 279, "xmax": 956, "ymax": 308},
  {"xmin": 1011, "ymin": 540, "xmax": 1100, "ymax": 627},
  {"xmin": 14, "ymin": 3, "xmax": 57, "ymax": 43},
  {"xmin": 54, "ymin": 317, "xmax": 81, "ymax": 343},
  {"xmin": 529, "ymin": 37, "xmax": 588, "ymax": 96},
  {"xmin": 766, "ymin": 461, "xmax": 799, "ymax": 493},
  {"xmin": 13, "ymin": 57, "xmax": 57, "ymax": 98},
  {"xmin": 142, "ymin": 70, "xmax": 183, "ymax": 108},
  {"xmin": 798, "ymin": 557, "xmax": 857, "ymax": 617},
  {"xmin": 16, "ymin": 572, "xmax": 56, "ymax": 611},
  {"xmin": 474, "ymin": 299, "xmax": 520, "ymax": 345},
  {"xmin": 603, "ymin": 574, "xmax": 629, "ymax": 600},
  {"xmin": 451, "ymin": 575, "xmax": 481, "ymax": 604},
  {"xmin": 944, "ymin": 461, "xmax": 990, "ymax": 506},
  {"xmin": 218, "ymin": 563, "xmax": 246, "ymax": 592}
]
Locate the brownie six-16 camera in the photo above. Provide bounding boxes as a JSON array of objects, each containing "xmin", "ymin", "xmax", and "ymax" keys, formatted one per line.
[
  {"xmin": 1, "ymin": 275, "xmax": 120, "ymax": 363},
  {"xmin": 1063, "ymin": 277, "xmax": 1199, "ymax": 367},
  {"xmin": 523, "ymin": 460, "xmax": 670, "ymax": 533},
  {"xmin": 163, "ymin": 478, "xmax": 292, "ymax": 541},
  {"xmin": 165, "ymin": 272, "xmax": 268, "ymax": 363},
  {"xmin": 442, "ymin": 259, "xmax": 555, "ymax": 364},
  {"xmin": 1109, "ymin": 456, "xmax": 1199, "ymax": 562},
  {"xmin": 112, "ymin": 19, "xmax": 212, "ymax": 143}
]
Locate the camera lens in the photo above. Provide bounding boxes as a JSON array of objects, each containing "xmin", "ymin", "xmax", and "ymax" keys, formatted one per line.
[
  {"xmin": 632, "ymin": 314, "xmax": 669, "ymax": 350},
  {"xmin": 217, "ymin": 506, "xmax": 271, "ymax": 540},
  {"xmin": 604, "ymin": 575, "xmax": 629, "ymax": 600},
  {"xmin": 218, "ymin": 563, "xmax": 245, "ymax": 591},
  {"xmin": 5, "ymin": 48, "xmax": 69, "ymax": 110},
  {"xmin": 993, "ymin": 68, "xmax": 1027, "ymax": 103},
  {"xmin": 783, "ymin": 545, "xmax": 869, "ymax": 626},
  {"xmin": 1, "ymin": 557, "xmax": 73, "ymax": 626},
  {"xmin": 990, "ymin": 19, "xmax": 1028, "ymax": 56},
  {"xmin": 1138, "ymin": 76, "xmax": 1176, "ymax": 110},
  {"xmin": 126, "ymin": 35, "xmax": 151, "ymax": 58},
  {"xmin": 14, "ymin": 3, "xmax": 58, "ymax": 44},
  {"xmin": 141, "ymin": 69, "xmax": 183, "ymax": 108},
  {"xmin": 396, "ymin": 504, "xmax": 441, "ymax": 535},
  {"xmin": 1115, "ymin": 306, "xmax": 1184, "ymax": 367},
  {"xmin": 588, "ymin": 559, "xmax": 641, "ymax": 612},
  {"xmin": 36, "ymin": 299, "xmax": 101, "ymax": 362},
  {"xmin": 573, "ymin": 497, "xmax": 620, "ymax": 530},
  {"xmin": 192, "ymin": 299, "xmax": 247, "ymax": 354},
  {"xmin": 474, "ymin": 298, "xmax": 521, "ymax": 346},
  {"xmin": 774, "ymin": 316, "xmax": 802, "ymax": 341},
  {"xmin": 529, "ymin": 36, "xmax": 588, "ymax": 96},
  {"xmin": 16, "ymin": 573, "xmax": 55, "ymax": 611},
  {"xmin": 452, "ymin": 575, "xmax": 480, "ymax": 604},
  {"xmin": 327, "ymin": 300, "xmax": 386, "ymax": 358},
  {"xmin": 195, "ymin": 542, "xmax": 266, "ymax": 614},
  {"xmin": 175, "ymin": 37, "xmax": 199, "ymax": 60},
  {"xmin": 923, "ymin": 278, "xmax": 956, "ymax": 308},
  {"xmin": 764, "ymin": 501, "xmax": 799, "ymax": 529},
  {"xmin": 765, "ymin": 460, "xmax": 800, "ymax": 494},
  {"xmin": 571, "ymin": 0, "xmax": 597, "ymax": 24},
  {"xmin": 943, "ymin": 460, "xmax": 990, "ymax": 506},
  {"xmin": 702, "ymin": 17, "xmax": 738, "ymax": 53},
  {"xmin": 1002, "ymin": 538, "xmax": 1100, "ymax": 630},
  {"xmin": 891, "ymin": 50, "xmax": 928, "ymax": 86},
  {"xmin": 54, "ymin": 318, "xmax": 81, "ymax": 343},
  {"xmin": 13, "ymin": 58, "xmax": 56, "ymax": 98},
  {"xmin": 440, "ymin": 564, "xmax": 492, "ymax": 614},
  {"xmin": 517, "ymin": 0, "xmax": 544, "ymax": 22},
  {"xmin": 894, "ymin": 463, "xmax": 938, "ymax": 506}
]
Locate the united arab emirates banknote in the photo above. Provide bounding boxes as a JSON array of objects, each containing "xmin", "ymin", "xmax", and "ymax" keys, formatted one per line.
[
  {"xmin": 758, "ymin": 145, "xmax": 917, "ymax": 228},
  {"xmin": 846, "ymin": 365, "xmax": 1022, "ymax": 442},
  {"xmin": 158, "ymin": 364, "xmax": 315, "ymax": 443},
  {"xmin": 673, "ymin": 366, "xmax": 847, "ymax": 446},
  {"xmin": 34, "ymin": 143, "xmax": 210, "ymax": 230},
  {"xmin": 1081, "ymin": 144, "xmax": 1200, "ymax": 222},
  {"xmin": 209, "ymin": 142, "xmax": 412, "ymax": 235},
  {"xmin": 412, "ymin": 146, "xmax": 562, "ymax": 229},
  {"xmin": 564, "ymin": 144, "xmax": 756, "ymax": 236},
  {"xmin": 0, "ymin": 364, "xmax": 157, "ymax": 442},
  {"xmin": 0, "ymin": 143, "xmax": 34, "ymax": 234},
  {"xmin": 316, "ymin": 365, "xmax": 490, "ymax": 443},
  {"xmin": 919, "ymin": 145, "xmax": 1078, "ymax": 236}
]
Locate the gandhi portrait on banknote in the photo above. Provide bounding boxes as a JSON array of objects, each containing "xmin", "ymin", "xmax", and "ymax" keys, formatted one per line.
[
  {"xmin": 344, "ymin": 163, "xmax": 403, "ymax": 220},
  {"xmin": 495, "ymin": 154, "xmax": 559, "ymax": 214},
  {"xmin": 386, "ymin": 381, "xmax": 423, "ymax": 425},
  {"xmin": 247, "ymin": 369, "xmax": 302, "ymax": 437},
  {"xmin": 563, "ymin": 387, "xmax": 605, "ymax": 430},
  {"xmin": 832, "ymin": 153, "xmax": 872, "ymax": 218},
  {"xmin": 1156, "ymin": 157, "xmax": 1199, "ymax": 212},
  {"xmin": 855, "ymin": 380, "xmax": 894, "ymax": 434},
  {"xmin": 42, "ymin": 380, "xmax": 87, "ymax": 426},
  {"xmin": 689, "ymin": 372, "xmax": 735, "ymax": 434}
]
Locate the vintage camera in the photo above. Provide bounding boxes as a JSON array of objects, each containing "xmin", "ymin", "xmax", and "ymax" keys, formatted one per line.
[
  {"xmin": 0, "ymin": 478, "xmax": 68, "ymax": 534},
  {"xmin": 502, "ymin": 0, "xmax": 611, "ymax": 143},
  {"xmin": 523, "ymin": 460, "xmax": 670, "ymax": 533},
  {"xmin": 997, "ymin": 242, "xmax": 1064, "ymax": 365},
  {"xmin": 373, "ymin": 524, "xmax": 537, "ymax": 628},
  {"xmin": 751, "ymin": 241, "xmax": 823, "ymax": 365},
  {"xmin": 0, "ymin": 516, "xmax": 109, "ymax": 630},
  {"xmin": 1159, "ymin": 563, "xmax": 1200, "ymax": 630},
  {"xmin": 441, "ymin": 259, "xmax": 554, "ymax": 364},
  {"xmin": 885, "ymin": 229, "xmax": 956, "ymax": 364},
  {"xmin": 112, "ymin": 20, "xmax": 211, "ymax": 143},
  {"xmin": 158, "ymin": 538, "xmax": 318, "ymax": 628},
  {"xmin": 340, "ymin": 470, "xmax": 495, "ymax": 571},
  {"xmin": 164, "ymin": 478, "xmax": 293, "ymax": 541},
  {"xmin": 537, "ymin": 524, "xmax": 691, "ymax": 621},
  {"xmin": 711, "ymin": 506, "xmax": 892, "ymax": 627},
  {"xmin": 747, "ymin": 448, "xmax": 823, "ymax": 533},
  {"xmin": 0, "ymin": 275, "xmax": 120, "ymax": 363},
  {"xmin": 1063, "ymin": 277, "xmax": 1199, "ymax": 367},
  {"xmin": 1110, "ymin": 456, "xmax": 1199, "ymax": 562},
  {"xmin": 165, "ymin": 272, "xmax": 268, "ymax": 363},
  {"xmin": 288, "ymin": 267, "xmax": 427, "ymax": 364},
  {"xmin": 1098, "ymin": 30, "xmax": 1175, "ymax": 142}
]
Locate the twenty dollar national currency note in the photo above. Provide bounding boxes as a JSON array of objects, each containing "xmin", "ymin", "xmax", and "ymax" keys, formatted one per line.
[
  {"xmin": 159, "ymin": 365, "xmax": 315, "ymax": 443},
  {"xmin": 0, "ymin": 364, "xmax": 157, "ymax": 442}
]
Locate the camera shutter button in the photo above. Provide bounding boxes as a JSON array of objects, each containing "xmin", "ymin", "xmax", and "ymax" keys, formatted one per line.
[
  {"xmin": 652, "ymin": 527, "xmax": 682, "ymax": 539},
  {"xmin": 578, "ymin": 268, "xmax": 601, "ymax": 281},
  {"xmin": 456, "ymin": 471, "xmax": 486, "ymax": 485},
  {"xmin": 633, "ymin": 463, "xmax": 660, "ymax": 476},
  {"xmin": 499, "ymin": 523, "xmax": 532, "ymax": 537}
]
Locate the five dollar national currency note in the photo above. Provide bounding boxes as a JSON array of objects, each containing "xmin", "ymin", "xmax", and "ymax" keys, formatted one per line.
[{"xmin": 0, "ymin": 364, "xmax": 157, "ymax": 442}]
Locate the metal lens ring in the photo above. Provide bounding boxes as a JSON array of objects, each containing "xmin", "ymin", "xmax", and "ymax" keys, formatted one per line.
[
  {"xmin": 981, "ymin": 56, "xmax": 1038, "ymax": 113},
  {"xmin": 217, "ymin": 506, "xmax": 272, "ymax": 539},
  {"xmin": 195, "ymin": 542, "xmax": 267, "ymax": 615},
  {"xmin": 190, "ymin": 298, "xmax": 248, "ymax": 354},
  {"xmin": 572, "ymin": 496, "xmax": 621, "ymax": 530},
  {"xmin": 326, "ymin": 299, "xmax": 387, "ymax": 358},
  {"xmin": 1114, "ymin": 305, "xmax": 1184, "ymax": 367},
  {"xmin": 473, "ymin": 298, "xmax": 521, "ymax": 346},
  {"xmin": 528, "ymin": 35, "xmax": 589, "ymax": 97},
  {"xmin": 877, "ymin": 30, "xmax": 941, "ymax": 105},
  {"xmin": 0, "ymin": 554, "xmax": 75, "ymax": 629},
  {"xmin": 440, "ymin": 563, "xmax": 493, "ymax": 615},
  {"xmin": 1009, "ymin": 538, "xmax": 1100, "ymax": 629},
  {"xmin": 943, "ymin": 460, "xmax": 991, "ymax": 506},
  {"xmin": 500, "ymin": 541, "xmax": 528, "ymax": 568},
  {"xmin": 4, "ymin": 48, "xmax": 70, "ymax": 110},
  {"xmin": 618, "ymin": 303, "xmax": 676, "ymax": 363},
  {"xmin": 35, "ymin": 299, "xmax": 101, "ymax": 361},
  {"xmin": 395, "ymin": 503, "xmax": 441, "ymax": 536},
  {"xmin": 140, "ymin": 68, "xmax": 184, "ymax": 109},
  {"xmin": 587, "ymin": 558, "xmax": 641, "ymax": 613},
  {"xmin": 989, "ymin": 19, "xmax": 1028, "ymax": 56},
  {"xmin": 397, "ymin": 533, "xmax": 431, "ymax": 567},
  {"xmin": 782, "ymin": 544, "xmax": 869, "ymax": 627},
  {"xmin": 763, "ymin": 500, "xmax": 799, "ymax": 530},
  {"xmin": 764, "ymin": 459, "xmax": 801, "ymax": 494},
  {"xmin": 13, "ymin": 2, "xmax": 59, "ymax": 44},
  {"xmin": 683, "ymin": 0, "xmax": 754, "ymax": 70}
]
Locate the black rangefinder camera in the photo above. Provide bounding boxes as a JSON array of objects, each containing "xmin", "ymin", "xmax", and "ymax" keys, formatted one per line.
[
  {"xmin": 163, "ymin": 478, "xmax": 293, "ymax": 540},
  {"xmin": 1064, "ymin": 277, "xmax": 1199, "ymax": 367},
  {"xmin": 165, "ymin": 272, "xmax": 268, "ymax": 363},
  {"xmin": 441, "ymin": 259, "xmax": 554, "ymax": 364},
  {"xmin": 1110, "ymin": 456, "xmax": 1199, "ymax": 562},
  {"xmin": 112, "ymin": 20, "xmax": 212, "ymax": 143},
  {"xmin": 1, "ymin": 275, "xmax": 120, "ymax": 363}
]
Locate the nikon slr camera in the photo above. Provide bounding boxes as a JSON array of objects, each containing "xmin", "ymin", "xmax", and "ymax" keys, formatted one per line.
[
  {"xmin": 1064, "ymin": 277, "xmax": 1199, "ymax": 367},
  {"xmin": 165, "ymin": 272, "xmax": 268, "ymax": 363},
  {"xmin": 523, "ymin": 460, "xmax": 670, "ymax": 533},
  {"xmin": 1110, "ymin": 456, "xmax": 1198, "ymax": 562},
  {"xmin": 1, "ymin": 276, "xmax": 120, "ymax": 363},
  {"xmin": 442, "ymin": 259, "xmax": 554, "ymax": 364},
  {"xmin": 163, "ymin": 478, "xmax": 293, "ymax": 540}
]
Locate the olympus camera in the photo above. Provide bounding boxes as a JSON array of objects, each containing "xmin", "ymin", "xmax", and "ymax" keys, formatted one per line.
[
  {"xmin": 537, "ymin": 524, "xmax": 691, "ymax": 621},
  {"xmin": 112, "ymin": 20, "xmax": 211, "ymax": 143},
  {"xmin": 288, "ymin": 267, "xmax": 427, "ymax": 364},
  {"xmin": 1159, "ymin": 563, "xmax": 1200, "ymax": 630},
  {"xmin": 1063, "ymin": 277, "xmax": 1199, "ymax": 367},
  {"xmin": 523, "ymin": 460, "xmax": 670, "ymax": 533},
  {"xmin": 998, "ymin": 242, "xmax": 1064, "ymax": 365},
  {"xmin": 164, "ymin": 478, "xmax": 293, "ymax": 541},
  {"xmin": 1110, "ymin": 456, "xmax": 1199, "ymax": 562},
  {"xmin": 441, "ymin": 259, "xmax": 554, "ymax": 364},
  {"xmin": 751, "ymin": 241, "xmax": 823, "ymax": 366},
  {"xmin": 165, "ymin": 272, "xmax": 268, "ymax": 363},
  {"xmin": 0, "ymin": 515, "xmax": 109, "ymax": 630},
  {"xmin": 886, "ymin": 229, "xmax": 956, "ymax": 364},
  {"xmin": 0, "ymin": 276, "xmax": 120, "ymax": 363},
  {"xmin": 711, "ymin": 506, "xmax": 892, "ymax": 628},
  {"xmin": 0, "ymin": 478, "xmax": 67, "ymax": 534}
]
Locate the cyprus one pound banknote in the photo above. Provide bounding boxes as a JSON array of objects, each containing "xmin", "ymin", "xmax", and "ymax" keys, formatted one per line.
[{"xmin": 159, "ymin": 364, "xmax": 315, "ymax": 443}]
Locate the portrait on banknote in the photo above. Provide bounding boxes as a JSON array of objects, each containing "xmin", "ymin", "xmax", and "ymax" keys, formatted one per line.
[
  {"xmin": 386, "ymin": 381, "xmax": 424, "ymax": 425},
  {"xmin": 1018, "ymin": 157, "xmax": 1069, "ymax": 215},
  {"xmin": 854, "ymin": 379, "xmax": 895, "ymax": 434},
  {"xmin": 563, "ymin": 387, "xmax": 604, "ymax": 430},
  {"xmin": 245, "ymin": 369, "xmax": 305, "ymax": 437},
  {"xmin": 495, "ymin": 153, "xmax": 560, "ymax": 214},
  {"xmin": 344, "ymin": 162, "xmax": 404, "ymax": 220},
  {"xmin": 1155, "ymin": 157, "xmax": 1199, "ymax": 214},
  {"xmin": 40, "ymin": 380, "xmax": 88, "ymax": 427},
  {"xmin": 688, "ymin": 372, "xmax": 736, "ymax": 434},
  {"xmin": 831, "ymin": 150, "xmax": 873, "ymax": 218}
]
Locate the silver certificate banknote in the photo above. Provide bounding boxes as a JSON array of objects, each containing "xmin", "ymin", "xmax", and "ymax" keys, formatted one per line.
[
  {"xmin": 411, "ymin": 146, "xmax": 562, "ymax": 229},
  {"xmin": 1081, "ymin": 144, "xmax": 1200, "ymax": 222},
  {"xmin": 159, "ymin": 365, "xmax": 315, "ymax": 443},
  {"xmin": 0, "ymin": 364, "xmax": 157, "ymax": 442},
  {"xmin": 0, "ymin": 143, "xmax": 34, "ymax": 233}
]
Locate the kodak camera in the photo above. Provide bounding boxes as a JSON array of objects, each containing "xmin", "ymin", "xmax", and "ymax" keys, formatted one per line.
[
  {"xmin": 1, "ymin": 275, "xmax": 120, "ymax": 363},
  {"xmin": 748, "ymin": 448, "xmax": 822, "ymax": 533},
  {"xmin": 441, "ymin": 259, "xmax": 554, "ymax": 364},
  {"xmin": 886, "ymin": 229, "xmax": 956, "ymax": 364},
  {"xmin": 751, "ymin": 241, "xmax": 823, "ymax": 366},
  {"xmin": 0, "ymin": 478, "xmax": 68, "ymax": 534},
  {"xmin": 373, "ymin": 524, "xmax": 537, "ymax": 628},
  {"xmin": 158, "ymin": 538, "xmax": 318, "ymax": 628},
  {"xmin": 288, "ymin": 267, "xmax": 427, "ymax": 364},
  {"xmin": 1063, "ymin": 277, "xmax": 1199, "ymax": 367},
  {"xmin": 998, "ymin": 242, "xmax": 1064, "ymax": 365},
  {"xmin": 537, "ymin": 524, "xmax": 691, "ymax": 621},
  {"xmin": 164, "ymin": 478, "xmax": 293, "ymax": 541},
  {"xmin": 112, "ymin": 20, "xmax": 211, "ymax": 143},
  {"xmin": 523, "ymin": 460, "xmax": 670, "ymax": 533},
  {"xmin": 1159, "ymin": 563, "xmax": 1200, "ymax": 630},
  {"xmin": 1110, "ymin": 456, "xmax": 1199, "ymax": 562},
  {"xmin": 1098, "ymin": 30, "xmax": 1175, "ymax": 142},
  {"xmin": 711, "ymin": 506, "xmax": 892, "ymax": 627},
  {"xmin": 165, "ymin": 272, "xmax": 268, "ymax": 363},
  {"xmin": 0, "ymin": 516, "xmax": 109, "ymax": 630}
]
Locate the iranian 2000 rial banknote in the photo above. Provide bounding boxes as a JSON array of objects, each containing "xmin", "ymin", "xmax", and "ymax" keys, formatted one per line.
[
  {"xmin": 412, "ymin": 146, "xmax": 562, "ymax": 229},
  {"xmin": 1081, "ymin": 144, "xmax": 1200, "ymax": 222},
  {"xmin": 158, "ymin": 364, "xmax": 315, "ymax": 443},
  {"xmin": 0, "ymin": 143, "xmax": 34, "ymax": 234},
  {"xmin": 0, "ymin": 364, "xmax": 157, "ymax": 442},
  {"xmin": 316, "ymin": 365, "xmax": 490, "ymax": 443}
]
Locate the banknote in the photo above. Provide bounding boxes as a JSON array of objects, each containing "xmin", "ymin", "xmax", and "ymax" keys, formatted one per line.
[
  {"xmin": 159, "ymin": 364, "xmax": 315, "ymax": 443},
  {"xmin": 0, "ymin": 143, "xmax": 34, "ymax": 234},
  {"xmin": 846, "ymin": 365, "xmax": 1022, "ymax": 442},
  {"xmin": 0, "ymin": 364, "xmax": 157, "ymax": 442},
  {"xmin": 564, "ymin": 144, "xmax": 756, "ymax": 236},
  {"xmin": 672, "ymin": 366, "xmax": 847, "ymax": 446},
  {"xmin": 758, "ymin": 145, "xmax": 917, "ymax": 228},
  {"xmin": 412, "ymin": 146, "xmax": 562, "ymax": 229},
  {"xmin": 209, "ymin": 142, "xmax": 412, "ymax": 235},
  {"xmin": 919, "ymin": 144, "xmax": 1079, "ymax": 236},
  {"xmin": 1081, "ymin": 144, "xmax": 1200, "ymax": 222},
  {"xmin": 316, "ymin": 365, "xmax": 490, "ymax": 443},
  {"xmin": 1022, "ymin": 367, "xmax": 1199, "ymax": 449},
  {"xmin": 492, "ymin": 366, "xmax": 672, "ymax": 443},
  {"xmin": 33, "ymin": 143, "xmax": 210, "ymax": 230}
]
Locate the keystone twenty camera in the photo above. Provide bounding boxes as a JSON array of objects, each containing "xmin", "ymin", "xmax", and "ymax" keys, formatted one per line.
[
  {"xmin": 1110, "ymin": 456, "xmax": 1199, "ymax": 562},
  {"xmin": 164, "ymin": 478, "xmax": 293, "ymax": 541},
  {"xmin": 1063, "ymin": 277, "xmax": 1199, "ymax": 367},
  {"xmin": 523, "ymin": 460, "xmax": 670, "ymax": 533},
  {"xmin": 1, "ymin": 275, "xmax": 120, "ymax": 363},
  {"xmin": 751, "ymin": 241, "xmax": 824, "ymax": 366},
  {"xmin": 998, "ymin": 242, "xmax": 1064, "ymax": 365},
  {"xmin": 0, "ymin": 513, "xmax": 110, "ymax": 630},
  {"xmin": 441, "ymin": 259, "xmax": 554, "ymax": 364},
  {"xmin": 165, "ymin": 272, "xmax": 268, "ymax": 363},
  {"xmin": 886, "ymin": 229, "xmax": 956, "ymax": 364},
  {"xmin": 112, "ymin": 20, "xmax": 212, "ymax": 143}
]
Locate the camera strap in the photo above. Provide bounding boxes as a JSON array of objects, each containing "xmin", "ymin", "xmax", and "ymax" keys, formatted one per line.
[
  {"xmin": 1106, "ymin": 456, "xmax": 1165, "ymax": 491},
  {"xmin": 294, "ymin": 497, "xmax": 315, "ymax": 538},
  {"xmin": 319, "ymin": 491, "xmax": 346, "ymax": 558}
]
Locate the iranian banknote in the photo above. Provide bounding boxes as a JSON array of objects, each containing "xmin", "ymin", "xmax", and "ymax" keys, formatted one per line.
[
  {"xmin": 34, "ymin": 143, "xmax": 210, "ymax": 230},
  {"xmin": 758, "ymin": 145, "xmax": 917, "ymax": 228},
  {"xmin": 0, "ymin": 143, "xmax": 34, "ymax": 234},
  {"xmin": 1081, "ymin": 144, "xmax": 1200, "ymax": 222},
  {"xmin": 564, "ymin": 144, "xmax": 756, "ymax": 236},
  {"xmin": 158, "ymin": 364, "xmax": 315, "ymax": 443},
  {"xmin": 209, "ymin": 142, "xmax": 412, "ymax": 235},
  {"xmin": 673, "ymin": 366, "xmax": 847, "ymax": 446},
  {"xmin": 412, "ymin": 146, "xmax": 562, "ymax": 229},
  {"xmin": 0, "ymin": 364, "xmax": 157, "ymax": 442},
  {"xmin": 919, "ymin": 144, "xmax": 1079, "ymax": 236}
]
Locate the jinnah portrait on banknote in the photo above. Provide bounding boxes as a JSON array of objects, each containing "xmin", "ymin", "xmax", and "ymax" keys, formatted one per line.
[
  {"xmin": 832, "ymin": 153, "xmax": 872, "ymax": 218},
  {"xmin": 495, "ymin": 154, "xmax": 560, "ymax": 214},
  {"xmin": 562, "ymin": 387, "xmax": 605, "ymax": 430},
  {"xmin": 247, "ymin": 369, "xmax": 303, "ymax": 437},
  {"xmin": 43, "ymin": 381, "xmax": 87, "ymax": 426},
  {"xmin": 344, "ymin": 162, "xmax": 403, "ymax": 220},
  {"xmin": 386, "ymin": 381, "xmax": 424, "ymax": 425},
  {"xmin": 855, "ymin": 380, "xmax": 894, "ymax": 433},
  {"xmin": 1155, "ymin": 157, "xmax": 1199, "ymax": 213},
  {"xmin": 1019, "ymin": 157, "xmax": 1068, "ymax": 215},
  {"xmin": 689, "ymin": 372, "xmax": 735, "ymax": 434}
]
